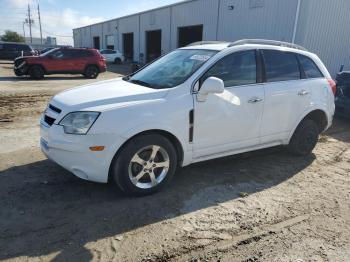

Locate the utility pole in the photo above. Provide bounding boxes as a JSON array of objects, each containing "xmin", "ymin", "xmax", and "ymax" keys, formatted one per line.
[
  {"xmin": 38, "ymin": 4, "xmax": 43, "ymax": 44},
  {"xmin": 27, "ymin": 4, "xmax": 32, "ymax": 43},
  {"xmin": 22, "ymin": 22, "xmax": 26, "ymax": 39}
]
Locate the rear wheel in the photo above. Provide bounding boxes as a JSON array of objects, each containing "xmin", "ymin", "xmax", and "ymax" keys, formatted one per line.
[
  {"xmin": 84, "ymin": 65, "xmax": 99, "ymax": 79},
  {"xmin": 111, "ymin": 134, "xmax": 178, "ymax": 196},
  {"xmin": 29, "ymin": 65, "xmax": 44, "ymax": 80},
  {"xmin": 288, "ymin": 119, "xmax": 320, "ymax": 156},
  {"xmin": 114, "ymin": 58, "xmax": 122, "ymax": 64}
]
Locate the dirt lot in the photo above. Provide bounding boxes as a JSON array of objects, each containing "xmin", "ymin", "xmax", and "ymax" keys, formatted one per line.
[{"xmin": 1, "ymin": 60, "xmax": 350, "ymax": 262}]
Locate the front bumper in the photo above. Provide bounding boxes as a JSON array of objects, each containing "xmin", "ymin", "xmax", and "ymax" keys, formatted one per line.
[
  {"xmin": 14, "ymin": 62, "xmax": 28, "ymax": 76},
  {"xmin": 40, "ymin": 118, "xmax": 126, "ymax": 183}
]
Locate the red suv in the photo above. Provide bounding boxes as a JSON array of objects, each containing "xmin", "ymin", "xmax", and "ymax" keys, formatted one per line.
[{"xmin": 14, "ymin": 47, "xmax": 107, "ymax": 79}]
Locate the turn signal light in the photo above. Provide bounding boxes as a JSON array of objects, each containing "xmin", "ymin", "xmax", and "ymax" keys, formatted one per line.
[{"xmin": 89, "ymin": 146, "xmax": 105, "ymax": 151}]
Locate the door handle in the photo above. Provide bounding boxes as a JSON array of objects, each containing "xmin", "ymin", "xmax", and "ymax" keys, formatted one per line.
[
  {"xmin": 298, "ymin": 90, "xmax": 309, "ymax": 96},
  {"xmin": 248, "ymin": 98, "xmax": 263, "ymax": 103}
]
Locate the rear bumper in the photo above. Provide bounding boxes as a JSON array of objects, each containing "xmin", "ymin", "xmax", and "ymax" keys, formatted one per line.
[{"xmin": 99, "ymin": 64, "xmax": 107, "ymax": 72}]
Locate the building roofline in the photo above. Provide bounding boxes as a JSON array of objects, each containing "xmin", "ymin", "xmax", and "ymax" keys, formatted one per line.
[{"xmin": 73, "ymin": 0, "xmax": 196, "ymax": 30}]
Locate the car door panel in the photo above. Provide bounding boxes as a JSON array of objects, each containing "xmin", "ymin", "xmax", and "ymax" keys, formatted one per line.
[
  {"xmin": 193, "ymin": 84, "xmax": 264, "ymax": 158},
  {"xmin": 193, "ymin": 50, "xmax": 264, "ymax": 158},
  {"xmin": 259, "ymin": 49, "xmax": 311, "ymax": 144},
  {"xmin": 260, "ymin": 80, "xmax": 311, "ymax": 143}
]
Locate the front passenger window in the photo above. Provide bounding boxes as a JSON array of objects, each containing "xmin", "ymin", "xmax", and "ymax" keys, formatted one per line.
[{"xmin": 202, "ymin": 51, "xmax": 257, "ymax": 87}]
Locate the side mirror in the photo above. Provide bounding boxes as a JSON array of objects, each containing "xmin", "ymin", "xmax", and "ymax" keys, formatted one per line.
[{"xmin": 197, "ymin": 77, "xmax": 224, "ymax": 102}]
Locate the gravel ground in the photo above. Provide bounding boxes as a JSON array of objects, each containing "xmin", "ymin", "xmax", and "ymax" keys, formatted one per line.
[{"xmin": 0, "ymin": 60, "xmax": 350, "ymax": 262}]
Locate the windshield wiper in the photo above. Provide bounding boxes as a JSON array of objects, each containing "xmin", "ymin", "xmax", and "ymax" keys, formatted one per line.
[{"xmin": 129, "ymin": 79, "xmax": 152, "ymax": 88}]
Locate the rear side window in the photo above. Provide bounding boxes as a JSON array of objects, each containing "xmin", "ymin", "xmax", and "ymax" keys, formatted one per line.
[
  {"xmin": 298, "ymin": 55, "xmax": 323, "ymax": 78},
  {"xmin": 202, "ymin": 51, "xmax": 257, "ymax": 87},
  {"xmin": 82, "ymin": 50, "xmax": 94, "ymax": 57},
  {"xmin": 263, "ymin": 50, "xmax": 300, "ymax": 82},
  {"xmin": 4, "ymin": 44, "xmax": 16, "ymax": 51}
]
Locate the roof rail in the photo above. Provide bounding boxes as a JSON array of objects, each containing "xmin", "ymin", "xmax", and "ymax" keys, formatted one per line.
[
  {"xmin": 186, "ymin": 41, "xmax": 229, "ymax": 47},
  {"xmin": 228, "ymin": 39, "xmax": 308, "ymax": 51}
]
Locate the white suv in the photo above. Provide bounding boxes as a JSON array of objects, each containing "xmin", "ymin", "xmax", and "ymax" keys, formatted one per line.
[
  {"xmin": 40, "ymin": 39, "xmax": 336, "ymax": 196},
  {"xmin": 100, "ymin": 49, "xmax": 124, "ymax": 64}
]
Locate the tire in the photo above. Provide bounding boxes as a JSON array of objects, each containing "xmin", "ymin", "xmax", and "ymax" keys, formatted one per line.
[
  {"xmin": 14, "ymin": 69, "xmax": 23, "ymax": 76},
  {"xmin": 29, "ymin": 65, "xmax": 44, "ymax": 80},
  {"xmin": 288, "ymin": 119, "xmax": 320, "ymax": 156},
  {"xmin": 111, "ymin": 134, "xmax": 178, "ymax": 196},
  {"xmin": 84, "ymin": 65, "xmax": 99, "ymax": 79},
  {"xmin": 114, "ymin": 58, "xmax": 122, "ymax": 64}
]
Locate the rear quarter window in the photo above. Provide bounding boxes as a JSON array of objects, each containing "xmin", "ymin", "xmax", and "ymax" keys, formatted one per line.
[
  {"xmin": 298, "ymin": 55, "xmax": 324, "ymax": 78},
  {"xmin": 263, "ymin": 50, "xmax": 301, "ymax": 82}
]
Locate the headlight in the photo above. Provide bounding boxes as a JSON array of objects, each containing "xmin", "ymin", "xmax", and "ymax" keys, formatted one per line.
[{"xmin": 59, "ymin": 112, "xmax": 100, "ymax": 135}]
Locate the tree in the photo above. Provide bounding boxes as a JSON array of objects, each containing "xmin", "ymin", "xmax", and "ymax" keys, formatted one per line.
[{"xmin": 1, "ymin": 30, "xmax": 25, "ymax": 42}]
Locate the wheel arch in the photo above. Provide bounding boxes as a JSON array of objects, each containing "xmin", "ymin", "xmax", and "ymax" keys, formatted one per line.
[
  {"xmin": 28, "ymin": 64, "xmax": 47, "ymax": 74},
  {"xmin": 288, "ymin": 108, "xmax": 329, "ymax": 142},
  {"xmin": 108, "ymin": 129, "xmax": 185, "ymax": 181}
]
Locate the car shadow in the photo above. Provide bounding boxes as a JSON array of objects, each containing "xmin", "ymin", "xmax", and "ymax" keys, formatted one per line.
[
  {"xmin": 324, "ymin": 116, "xmax": 350, "ymax": 143},
  {"xmin": 0, "ymin": 146, "xmax": 315, "ymax": 261}
]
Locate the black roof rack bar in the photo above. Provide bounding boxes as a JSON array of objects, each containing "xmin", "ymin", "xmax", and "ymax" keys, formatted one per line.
[
  {"xmin": 228, "ymin": 39, "xmax": 308, "ymax": 51},
  {"xmin": 186, "ymin": 41, "xmax": 229, "ymax": 47}
]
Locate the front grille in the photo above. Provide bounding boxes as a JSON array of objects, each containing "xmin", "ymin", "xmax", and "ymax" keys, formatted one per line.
[
  {"xmin": 44, "ymin": 115, "xmax": 55, "ymax": 126},
  {"xmin": 49, "ymin": 104, "xmax": 62, "ymax": 114}
]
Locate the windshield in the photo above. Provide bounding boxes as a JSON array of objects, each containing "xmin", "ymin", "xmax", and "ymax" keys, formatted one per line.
[
  {"xmin": 126, "ymin": 49, "xmax": 218, "ymax": 89},
  {"xmin": 40, "ymin": 48, "xmax": 58, "ymax": 57}
]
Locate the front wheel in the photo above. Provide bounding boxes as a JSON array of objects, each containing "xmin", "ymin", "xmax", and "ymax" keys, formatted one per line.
[
  {"xmin": 288, "ymin": 119, "xmax": 320, "ymax": 156},
  {"xmin": 111, "ymin": 134, "xmax": 178, "ymax": 196},
  {"xmin": 29, "ymin": 65, "xmax": 44, "ymax": 80}
]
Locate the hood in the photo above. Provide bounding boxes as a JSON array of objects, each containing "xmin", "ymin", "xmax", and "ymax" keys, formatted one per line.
[
  {"xmin": 51, "ymin": 78, "xmax": 169, "ymax": 111},
  {"xmin": 14, "ymin": 55, "xmax": 38, "ymax": 61},
  {"xmin": 14, "ymin": 56, "xmax": 37, "ymax": 67}
]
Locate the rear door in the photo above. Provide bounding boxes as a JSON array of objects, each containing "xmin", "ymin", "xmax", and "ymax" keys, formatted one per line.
[
  {"xmin": 70, "ymin": 49, "xmax": 88, "ymax": 71},
  {"xmin": 260, "ymin": 49, "xmax": 311, "ymax": 144}
]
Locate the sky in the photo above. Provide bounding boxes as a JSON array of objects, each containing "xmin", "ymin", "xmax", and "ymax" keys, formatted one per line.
[{"xmin": 0, "ymin": 0, "xmax": 183, "ymax": 45}]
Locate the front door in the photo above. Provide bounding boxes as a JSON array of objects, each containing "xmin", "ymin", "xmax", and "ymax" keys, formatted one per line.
[
  {"xmin": 43, "ymin": 49, "xmax": 77, "ymax": 72},
  {"xmin": 193, "ymin": 50, "xmax": 264, "ymax": 158}
]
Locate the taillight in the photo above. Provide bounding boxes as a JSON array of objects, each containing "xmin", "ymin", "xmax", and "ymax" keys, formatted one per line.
[{"xmin": 327, "ymin": 79, "xmax": 336, "ymax": 95}]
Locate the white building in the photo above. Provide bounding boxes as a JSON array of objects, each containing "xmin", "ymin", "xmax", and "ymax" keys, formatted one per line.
[{"xmin": 73, "ymin": 0, "xmax": 350, "ymax": 76}]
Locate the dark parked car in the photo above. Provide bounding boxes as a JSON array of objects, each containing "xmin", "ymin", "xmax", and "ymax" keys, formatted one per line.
[
  {"xmin": 335, "ymin": 71, "xmax": 350, "ymax": 118},
  {"xmin": 0, "ymin": 42, "xmax": 36, "ymax": 60},
  {"xmin": 14, "ymin": 47, "xmax": 107, "ymax": 79}
]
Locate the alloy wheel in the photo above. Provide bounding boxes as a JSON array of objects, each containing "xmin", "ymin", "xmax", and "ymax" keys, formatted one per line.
[{"xmin": 128, "ymin": 145, "xmax": 170, "ymax": 189}]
